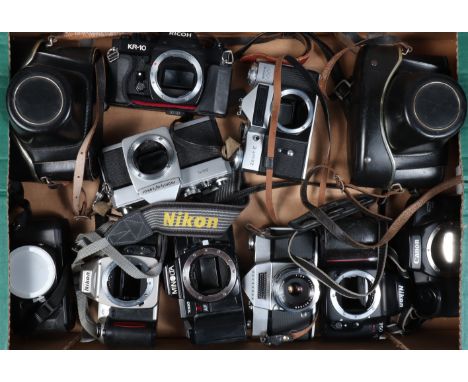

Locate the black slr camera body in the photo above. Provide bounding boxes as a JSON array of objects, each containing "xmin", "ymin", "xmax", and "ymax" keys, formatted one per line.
[
  {"xmin": 107, "ymin": 33, "xmax": 233, "ymax": 116},
  {"xmin": 243, "ymin": 228, "xmax": 321, "ymax": 343},
  {"xmin": 392, "ymin": 196, "xmax": 460, "ymax": 319},
  {"xmin": 348, "ymin": 45, "xmax": 466, "ymax": 189},
  {"xmin": 163, "ymin": 229, "xmax": 246, "ymax": 345},
  {"xmin": 7, "ymin": 47, "xmax": 102, "ymax": 181},
  {"xmin": 9, "ymin": 216, "xmax": 76, "ymax": 334},
  {"xmin": 321, "ymin": 217, "xmax": 408, "ymax": 338},
  {"xmin": 239, "ymin": 62, "xmax": 318, "ymax": 181}
]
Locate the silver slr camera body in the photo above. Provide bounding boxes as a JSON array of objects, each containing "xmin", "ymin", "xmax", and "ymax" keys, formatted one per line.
[
  {"xmin": 243, "ymin": 228, "xmax": 321, "ymax": 340},
  {"xmin": 101, "ymin": 117, "xmax": 232, "ymax": 210}
]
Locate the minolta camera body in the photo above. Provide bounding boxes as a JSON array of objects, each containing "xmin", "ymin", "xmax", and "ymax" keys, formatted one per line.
[
  {"xmin": 320, "ymin": 217, "xmax": 408, "ymax": 338},
  {"xmin": 392, "ymin": 196, "xmax": 460, "ymax": 318},
  {"xmin": 243, "ymin": 228, "xmax": 321, "ymax": 342},
  {"xmin": 78, "ymin": 234, "xmax": 166, "ymax": 347},
  {"xmin": 239, "ymin": 62, "xmax": 318, "ymax": 181},
  {"xmin": 107, "ymin": 33, "xmax": 233, "ymax": 116},
  {"xmin": 163, "ymin": 230, "xmax": 246, "ymax": 344},
  {"xmin": 100, "ymin": 117, "xmax": 231, "ymax": 210},
  {"xmin": 9, "ymin": 216, "xmax": 76, "ymax": 334},
  {"xmin": 7, "ymin": 47, "xmax": 102, "ymax": 182},
  {"xmin": 348, "ymin": 45, "xmax": 466, "ymax": 189}
]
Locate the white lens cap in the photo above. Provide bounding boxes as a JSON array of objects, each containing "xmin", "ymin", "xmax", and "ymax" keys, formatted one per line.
[{"xmin": 10, "ymin": 245, "xmax": 56, "ymax": 299}]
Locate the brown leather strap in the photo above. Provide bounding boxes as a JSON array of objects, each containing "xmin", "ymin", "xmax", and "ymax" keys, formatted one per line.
[
  {"xmin": 264, "ymin": 57, "xmax": 284, "ymax": 223},
  {"xmin": 54, "ymin": 32, "xmax": 126, "ymax": 41},
  {"xmin": 318, "ymin": 39, "xmax": 412, "ymax": 98},
  {"xmin": 240, "ymin": 52, "xmax": 310, "ymax": 65},
  {"xmin": 72, "ymin": 53, "xmax": 105, "ymax": 217},
  {"xmin": 301, "ymin": 165, "xmax": 462, "ymax": 250},
  {"xmin": 238, "ymin": 33, "xmax": 312, "ymax": 65}
]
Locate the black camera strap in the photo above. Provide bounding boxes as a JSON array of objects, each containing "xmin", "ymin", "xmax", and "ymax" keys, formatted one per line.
[{"xmin": 26, "ymin": 269, "xmax": 71, "ymax": 332}]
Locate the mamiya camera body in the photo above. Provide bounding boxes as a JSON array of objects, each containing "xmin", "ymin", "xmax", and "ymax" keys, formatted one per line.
[
  {"xmin": 100, "ymin": 117, "xmax": 231, "ymax": 210},
  {"xmin": 239, "ymin": 62, "xmax": 318, "ymax": 181},
  {"xmin": 78, "ymin": 234, "xmax": 165, "ymax": 347},
  {"xmin": 243, "ymin": 228, "xmax": 321, "ymax": 341},
  {"xmin": 7, "ymin": 47, "xmax": 102, "ymax": 181},
  {"xmin": 392, "ymin": 196, "xmax": 460, "ymax": 318},
  {"xmin": 9, "ymin": 216, "xmax": 76, "ymax": 334},
  {"xmin": 163, "ymin": 229, "xmax": 246, "ymax": 344},
  {"xmin": 321, "ymin": 217, "xmax": 408, "ymax": 338},
  {"xmin": 348, "ymin": 45, "xmax": 467, "ymax": 189},
  {"xmin": 107, "ymin": 33, "xmax": 233, "ymax": 116}
]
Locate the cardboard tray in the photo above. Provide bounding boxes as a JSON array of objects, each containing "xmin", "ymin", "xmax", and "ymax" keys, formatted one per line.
[{"xmin": 0, "ymin": 32, "xmax": 465, "ymax": 350}]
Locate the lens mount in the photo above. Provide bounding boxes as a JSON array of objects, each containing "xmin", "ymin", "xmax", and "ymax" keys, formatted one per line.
[
  {"xmin": 329, "ymin": 270, "xmax": 382, "ymax": 321},
  {"xmin": 273, "ymin": 267, "xmax": 320, "ymax": 312},
  {"xmin": 277, "ymin": 88, "xmax": 314, "ymax": 135},
  {"xmin": 150, "ymin": 50, "xmax": 203, "ymax": 105},
  {"xmin": 182, "ymin": 247, "xmax": 237, "ymax": 303},
  {"xmin": 426, "ymin": 223, "xmax": 460, "ymax": 275},
  {"xmin": 101, "ymin": 258, "xmax": 154, "ymax": 308},
  {"xmin": 127, "ymin": 134, "xmax": 175, "ymax": 181}
]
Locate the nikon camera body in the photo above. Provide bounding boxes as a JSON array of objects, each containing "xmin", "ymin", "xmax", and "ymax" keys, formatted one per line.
[
  {"xmin": 321, "ymin": 217, "xmax": 408, "ymax": 338},
  {"xmin": 106, "ymin": 33, "xmax": 233, "ymax": 116}
]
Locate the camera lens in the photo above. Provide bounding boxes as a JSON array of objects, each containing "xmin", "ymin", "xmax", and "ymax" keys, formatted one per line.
[
  {"xmin": 274, "ymin": 269, "xmax": 316, "ymax": 311},
  {"xmin": 277, "ymin": 89, "xmax": 314, "ymax": 135},
  {"xmin": 133, "ymin": 139, "xmax": 169, "ymax": 175},
  {"xmin": 428, "ymin": 223, "xmax": 460, "ymax": 275},
  {"xmin": 189, "ymin": 254, "xmax": 231, "ymax": 296},
  {"xmin": 107, "ymin": 265, "xmax": 148, "ymax": 302}
]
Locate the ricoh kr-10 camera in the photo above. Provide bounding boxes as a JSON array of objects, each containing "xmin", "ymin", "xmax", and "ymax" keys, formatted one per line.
[
  {"xmin": 392, "ymin": 196, "xmax": 460, "ymax": 319},
  {"xmin": 7, "ymin": 46, "xmax": 103, "ymax": 182},
  {"xmin": 243, "ymin": 228, "xmax": 321, "ymax": 343},
  {"xmin": 348, "ymin": 45, "xmax": 467, "ymax": 189},
  {"xmin": 320, "ymin": 217, "xmax": 408, "ymax": 338},
  {"xmin": 107, "ymin": 33, "xmax": 233, "ymax": 117},
  {"xmin": 9, "ymin": 216, "xmax": 76, "ymax": 334},
  {"xmin": 238, "ymin": 62, "xmax": 318, "ymax": 181},
  {"xmin": 163, "ymin": 229, "xmax": 247, "ymax": 344},
  {"xmin": 77, "ymin": 234, "xmax": 166, "ymax": 347},
  {"xmin": 100, "ymin": 117, "xmax": 232, "ymax": 210}
]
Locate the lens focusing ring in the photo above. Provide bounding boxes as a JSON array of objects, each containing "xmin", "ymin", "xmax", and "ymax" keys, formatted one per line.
[
  {"xmin": 273, "ymin": 267, "xmax": 320, "ymax": 312},
  {"xmin": 329, "ymin": 270, "xmax": 382, "ymax": 321},
  {"xmin": 277, "ymin": 88, "xmax": 314, "ymax": 135},
  {"xmin": 182, "ymin": 247, "xmax": 237, "ymax": 303},
  {"xmin": 150, "ymin": 50, "xmax": 203, "ymax": 105}
]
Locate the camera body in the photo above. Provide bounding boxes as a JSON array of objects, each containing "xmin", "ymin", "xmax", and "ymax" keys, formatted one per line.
[
  {"xmin": 7, "ymin": 47, "xmax": 101, "ymax": 181},
  {"xmin": 163, "ymin": 229, "xmax": 246, "ymax": 344},
  {"xmin": 239, "ymin": 62, "xmax": 318, "ymax": 181},
  {"xmin": 243, "ymin": 228, "xmax": 321, "ymax": 340},
  {"xmin": 321, "ymin": 217, "xmax": 408, "ymax": 338},
  {"xmin": 348, "ymin": 45, "xmax": 466, "ymax": 189},
  {"xmin": 9, "ymin": 216, "xmax": 76, "ymax": 333},
  {"xmin": 392, "ymin": 196, "xmax": 460, "ymax": 318},
  {"xmin": 107, "ymin": 33, "xmax": 233, "ymax": 117},
  {"xmin": 100, "ymin": 117, "xmax": 231, "ymax": 210},
  {"xmin": 78, "ymin": 234, "xmax": 165, "ymax": 347}
]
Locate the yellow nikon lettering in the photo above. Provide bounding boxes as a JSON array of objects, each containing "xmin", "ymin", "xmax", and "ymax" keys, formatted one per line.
[
  {"xmin": 162, "ymin": 211, "xmax": 219, "ymax": 229},
  {"xmin": 163, "ymin": 212, "xmax": 176, "ymax": 226}
]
